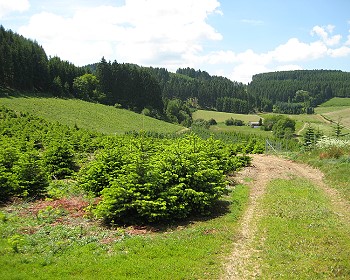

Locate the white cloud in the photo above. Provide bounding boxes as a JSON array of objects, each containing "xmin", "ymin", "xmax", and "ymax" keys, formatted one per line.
[
  {"xmin": 0, "ymin": 0, "xmax": 30, "ymax": 19},
  {"xmin": 19, "ymin": 0, "xmax": 222, "ymax": 66},
  {"xmin": 311, "ymin": 25, "xmax": 342, "ymax": 46},
  {"xmin": 346, "ymin": 32, "xmax": 350, "ymax": 45},
  {"xmin": 270, "ymin": 38, "xmax": 328, "ymax": 62},
  {"xmin": 328, "ymin": 46, "xmax": 350, "ymax": 57}
]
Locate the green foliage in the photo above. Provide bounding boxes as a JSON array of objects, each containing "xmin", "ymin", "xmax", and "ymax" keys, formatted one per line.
[
  {"xmin": 0, "ymin": 106, "xmax": 102, "ymax": 200},
  {"xmin": 333, "ymin": 118, "xmax": 348, "ymax": 138},
  {"xmin": 165, "ymin": 98, "xmax": 192, "ymax": 126},
  {"xmin": 192, "ymin": 118, "xmax": 210, "ymax": 129},
  {"xmin": 249, "ymin": 70, "xmax": 350, "ymax": 112},
  {"xmin": 208, "ymin": 118, "xmax": 217, "ymax": 125},
  {"xmin": 225, "ymin": 118, "xmax": 244, "ymax": 126},
  {"xmin": 73, "ymin": 73, "xmax": 101, "ymax": 101},
  {"xmin": 302, "ymin": 125, "xmax": 323, "ymax": 149},
  {"xmin": 13, "ymin": 151, "xmax": 49, "ymax": 197},
  {"xmin": 262, "ymin": 115, "xmax": 296, "ymax": 139},
  {"xmin": 51, "ymin": 76, "xmax": 63, "ymax": 97},
  {"xmin": 81, "ymin": 134, "xmax": 250, "ymax": 224},
  {"xmin": 43, "ymin": 143, "xmax": 77, "ymax": 179},
  {"xmin": 37, "ymin": 206, "xmax": 67, "ymax": 224},
  {"xmin": 272, "ymin": 116, "xmax": 296, "ymax": 139},
  {"xmin": 7, "ymin": 234, "xmax": 25, "ymax": 253},
  {"xmin": 96, "ymin": 58, "xmax": 163, "ymax": 113},
  {"xmin": 0, "ymin": 185, "xmax": 249, "ymax": 280}
]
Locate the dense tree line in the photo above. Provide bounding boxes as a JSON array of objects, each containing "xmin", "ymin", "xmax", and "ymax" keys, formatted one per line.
[
  {"xmin": 0, "ymin": 26, "xmax": 49, "ymax": 91},
  {"xmin": 95, "ymin": 58, "xmax": 163, "ymax": 113},
  {"xmin": 0, "ymin": 26, "xmax": 88, "ymax": 96},
  {"xmin": 148, "ymin": 67, "xmax": 254, "ymax": 113},
  {"xmin": 249, "ymin": 70, "xmax": 350, "ymax": 113}
]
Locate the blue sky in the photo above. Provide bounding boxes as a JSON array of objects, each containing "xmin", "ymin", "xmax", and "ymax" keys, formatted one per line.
[{"xmin": 1, "ymin": 0, "xmax": 350, "ymax": 83}]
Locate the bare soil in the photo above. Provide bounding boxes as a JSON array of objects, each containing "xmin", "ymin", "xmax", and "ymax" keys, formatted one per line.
[{"xmin": 221, "ymin": 154, "xmax": 350, "ymax": 279}]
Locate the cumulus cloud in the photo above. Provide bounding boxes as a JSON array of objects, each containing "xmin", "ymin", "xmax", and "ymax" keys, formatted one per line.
[
  {"xmin": 270, "ymin": 38, "xmax": 328, "ymax": 62},
  {"xmin": 202, "ymin": 24, "xmax": 349, "ymax": 83},
  {"xmin": 19, "ymin": 0, "xmax": 222, "ymax": 66},
  {"xmin": 311, "ymin": 25, "xmax": 342, "ymax": 46},
  {"xmin": 328, "ymin": 46, "xmax": 350, "ymax": 57},
  {"xmin": 0, "ymin": 0, "xmax": 30, "ymax": 19}
]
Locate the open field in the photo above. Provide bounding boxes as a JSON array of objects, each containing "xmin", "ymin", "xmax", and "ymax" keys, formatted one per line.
[
  {"xmin": 193, "ymin": 110, "xmax": 261, "ymax": 123},
  {"xmin": 194, "ymin": 97, "xmax": 350, "ymax": 137},
  {"xmin": 210, "ymin": 123, "xmax": 272, "ymax": 137},
  {"xmin": 0, "ymin": 95, "xmax": 182, "ymax": 134}
]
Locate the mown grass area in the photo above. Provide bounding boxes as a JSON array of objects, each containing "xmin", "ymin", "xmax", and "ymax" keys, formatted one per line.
[
  {"xmin": 318, "ymin": 97, "xmax": 350, "ymax": 108},
  {"xmin": 0, "ymin": 185, "xmax": 249, "ymax": 280},
  {"xmin": 315, "ymin": 98, "xmax": 350, "ymax": 131},
  {"xmin": 0, "ymin": 95, "xmax": 182, "ymax": 134},
  {"xmin": 193, "ymin": 110, "xmax": 260, "ymax": 123},
  {"xmin": 256, "ymin": 178, "xmax": 350, "ymax": 279},
  {"xmin": 210, "ymin": 123, "xmax": 272, "ymax": 137}
]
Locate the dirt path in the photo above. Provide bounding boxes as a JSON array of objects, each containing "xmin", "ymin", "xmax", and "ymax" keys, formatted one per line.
[
  {"xmin": 297, "ymin": 122, "xmax": 308, "ymax": 135},
  {"xmin": 221, "ymin": 154, "xmax": 350, "ymax": 279}
]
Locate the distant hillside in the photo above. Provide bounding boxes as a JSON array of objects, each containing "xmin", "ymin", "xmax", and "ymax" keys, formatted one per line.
[
  {"xmin": 0, "ymin": 96, "xmax": 182, "ymax": 134},
  {"xmin": 2, "ymin": 25, "xmax": 350, "ymax": 117},
  {"xmin": 248, "ymin": 70, "xmax": 350, "ymax": 113}
]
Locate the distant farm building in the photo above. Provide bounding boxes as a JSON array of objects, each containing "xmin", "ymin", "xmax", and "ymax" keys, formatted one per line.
[{"xmin": 249, "ymin": 121, "xmax": 261, "ymax": 128}]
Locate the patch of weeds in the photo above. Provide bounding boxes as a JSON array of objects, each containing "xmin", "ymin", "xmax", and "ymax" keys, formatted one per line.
[
  {"xmin": 7, "ymin": 234, "xmax": 25, "ymax": 253},
  {"xmin": 47, "ymin": 180, "xmax": 83, "ymax": 199},
  {"xmin": 0, "ymin": 211, "xmax": 7, "ymax": 222},
  {"xmin": 36, "ymin": 206, "xmax": 68, "ymax": 224}
]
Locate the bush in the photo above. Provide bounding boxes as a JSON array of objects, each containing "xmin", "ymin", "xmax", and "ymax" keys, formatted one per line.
[
  {"xmin": 192, "ymin": 119, "xmax": 210, "ymax": 129},
  {"xmin": 43, "ymin": 143, "xmax": 77, "ymax": 179},
  {"xmin": 208, "ymin": 118, "xmax": 217, "ymax": 125},
  {"xmin": 86, "ymin": 135, "xmax": 250, "ymax": 224},
  {"xmin": 13, "ymin": 151, "xmax": 49, "ymax": 197},
  {"xmin": 225, "ymin": 118, "xmax": 244, "ymax": 126}
]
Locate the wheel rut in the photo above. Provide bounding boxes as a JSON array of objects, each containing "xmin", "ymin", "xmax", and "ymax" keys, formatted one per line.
[{"xmin": 221, "ymin": 154, "xmax": 350, "ymax": 279}]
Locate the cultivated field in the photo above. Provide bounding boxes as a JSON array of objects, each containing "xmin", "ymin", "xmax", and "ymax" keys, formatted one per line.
[{"xmin": 0, "ymin": 95, "xmax": 182, "ymax": 134}]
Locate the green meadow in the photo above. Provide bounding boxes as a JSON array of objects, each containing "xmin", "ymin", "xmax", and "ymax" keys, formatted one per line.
[{"xmin": 0, "ymin": 95, "xmax": 182, "ymax": 134}]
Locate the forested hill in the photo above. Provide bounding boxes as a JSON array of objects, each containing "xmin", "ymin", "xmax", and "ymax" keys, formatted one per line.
[
  {"xmin": 248, "ymin": 70, "xmax": 350, "ymax": 113},
  {"xmin": 2, "ymin": 25, "xmax": 350, "ymax": 118},
  {"xmin": 147, "ymin": 67, "xmax": 253, "ymax": 113}
]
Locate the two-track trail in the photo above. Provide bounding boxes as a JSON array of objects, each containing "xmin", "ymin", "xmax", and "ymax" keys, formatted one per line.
[{"xmin": 221, "ymin": 154, "xmax": 350, "ymax": 279}]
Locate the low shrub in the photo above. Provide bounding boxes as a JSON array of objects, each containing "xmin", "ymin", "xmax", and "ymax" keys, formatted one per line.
[{"xmin": 79, "ymin": 134, "xmax": 251, "ymax": 224}]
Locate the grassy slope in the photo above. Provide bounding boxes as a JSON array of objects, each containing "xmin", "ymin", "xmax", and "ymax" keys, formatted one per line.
[
  {"xmin": 0, "ymin": 95, "xmax": 182, "ymax": 134},
  {"xmin": 315, "ymin": 98, "xmax": 350, "ymax": 131},
  {"xmin": 193, "ymin": 98, "xmax": 350, "ymax": 137}
]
